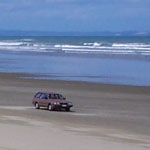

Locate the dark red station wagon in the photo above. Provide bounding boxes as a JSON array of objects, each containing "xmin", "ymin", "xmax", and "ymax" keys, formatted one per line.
[{"xmin": 32, "ymin": 92, "xmax": 73, "ymax": 111}]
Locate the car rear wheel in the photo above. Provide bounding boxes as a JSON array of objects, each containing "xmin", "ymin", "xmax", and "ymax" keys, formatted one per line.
[
  {"xmin": 48, "ymin": 104, "xmax": 53, "ymax": 111},
  {"xmin": 35, "ymin": 102, "xmax": 40, "ymax": 109}
]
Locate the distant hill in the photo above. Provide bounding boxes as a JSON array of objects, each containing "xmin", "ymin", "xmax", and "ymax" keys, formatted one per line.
[{"xmin": 0, "ymin": 30, "xmax": 150, "ymax": 36}]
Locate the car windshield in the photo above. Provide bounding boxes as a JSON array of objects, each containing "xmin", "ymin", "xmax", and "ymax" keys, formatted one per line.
[{"xmin": 57, "ymin": 94, "xmax": 65, "ymax": 99}]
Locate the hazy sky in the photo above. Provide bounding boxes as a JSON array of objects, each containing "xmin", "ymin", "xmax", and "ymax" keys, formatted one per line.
[{"xmin": 0, "ymin": 0, "xmax": 150, "ymax": 32}]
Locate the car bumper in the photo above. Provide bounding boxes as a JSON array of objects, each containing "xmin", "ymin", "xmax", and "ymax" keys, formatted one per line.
[{"xmin": 54, "ymin": 104, "xmax": 73, "ymax": 110}]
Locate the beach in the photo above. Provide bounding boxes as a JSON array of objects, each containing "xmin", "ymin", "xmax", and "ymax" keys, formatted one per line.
[{"xmin": 0, "ymin": 72, "xmax": 150, "ymax": 150}]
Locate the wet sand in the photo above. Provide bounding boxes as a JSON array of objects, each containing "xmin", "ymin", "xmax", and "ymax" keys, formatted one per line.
[{"xmin": 0, "ymin": 72, "xmax": 150, "ymax": 149}]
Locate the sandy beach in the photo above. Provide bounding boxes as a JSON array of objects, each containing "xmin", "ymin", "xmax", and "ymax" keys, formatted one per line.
[{"xmin": 0, "ymin": 72, "xmax": 150, "ymax": 150}]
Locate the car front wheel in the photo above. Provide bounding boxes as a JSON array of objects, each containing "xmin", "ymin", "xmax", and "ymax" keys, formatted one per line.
[
  {"xmin": 48, "ymin": 104, "xmax": 53, "ymax": 111},
  {"xmin": 35, "ymin": 102, "xmax": 40, "ymax": 109}
]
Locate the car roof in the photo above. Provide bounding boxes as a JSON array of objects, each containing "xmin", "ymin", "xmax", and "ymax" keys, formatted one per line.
[{"xmin": 37, "ymin": 92, "xmax": 59, "ymax": 94}]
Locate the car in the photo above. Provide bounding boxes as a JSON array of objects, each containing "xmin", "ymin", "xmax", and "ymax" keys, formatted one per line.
[{"xmin": 32, "ymin": 92, "xmax": 73, "ymax": 111}]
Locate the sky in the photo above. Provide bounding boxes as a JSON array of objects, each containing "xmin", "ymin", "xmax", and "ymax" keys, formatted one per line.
[{"xmin": 0, "ymin": 0, "xmax": 150, "ymax": 32}]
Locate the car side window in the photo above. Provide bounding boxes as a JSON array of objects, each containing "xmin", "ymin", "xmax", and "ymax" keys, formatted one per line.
[
  {"xmin": 40, "ymin": 93, "xmax": 48, "ymax": 100},
  {"xmin": 35, "ymin": 92, "xmax": 42, "ymax": 98},
  {"xmin": 50, "ymin": 94, "xmax": 57, "ymax": 99}
]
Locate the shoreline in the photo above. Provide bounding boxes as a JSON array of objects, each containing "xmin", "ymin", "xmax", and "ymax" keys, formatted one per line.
[
  {"xmin": 1, "ymin": 71, "xmax": 150, "ymax": 90},
  {"xmin": 0, "ymin": 72, "xmax": 150, "ymax": 149}
]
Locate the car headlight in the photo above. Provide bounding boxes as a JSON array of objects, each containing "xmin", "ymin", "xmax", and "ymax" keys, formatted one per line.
[{"xmin": 54, "ymin": 102, "xmax": 60, "ymax": 105}]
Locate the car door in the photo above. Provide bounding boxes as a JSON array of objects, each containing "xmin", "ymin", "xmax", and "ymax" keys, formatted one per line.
[{"xmin": 39, "ymin": 93, "xmax": 49, "ymax": 107}]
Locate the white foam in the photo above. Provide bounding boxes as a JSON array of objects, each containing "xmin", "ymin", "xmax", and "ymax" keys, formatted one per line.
[
  {"xmin": 55, "ymin": 44, "xmax": 95, "ymax": 49},
  {"xmin": 0, "ymin": 41, "xmax": 25, "ymax": 46},
  {"xmin": 62, "ymin": 48, "xmax": 135, "ymax": 54},
  {"xmin": 0, "ymin": 39, "xmax": 150, "ymax": 56},
  {"xmin": 93, "ymin": 42, "xmax": 101, "ymax": 47},
  {"xmin": 113, "ymin": 43, "xmax": 150, "ymax": 48}
]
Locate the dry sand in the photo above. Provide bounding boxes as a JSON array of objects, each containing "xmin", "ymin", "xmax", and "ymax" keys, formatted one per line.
[{"xmin": 0, "ymin": 72, "xmax": 150, "ymax": 150}]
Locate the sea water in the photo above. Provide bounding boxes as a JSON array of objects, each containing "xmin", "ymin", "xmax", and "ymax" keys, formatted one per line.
[{"xmin": 0, "ymin": 36, "xmax": 150, "ymax": 86}]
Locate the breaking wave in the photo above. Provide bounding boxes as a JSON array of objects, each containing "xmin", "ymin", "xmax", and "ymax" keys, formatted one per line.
[{"xmin": 0, "ymin": 37, "xmax": 150, "ymax": 56}]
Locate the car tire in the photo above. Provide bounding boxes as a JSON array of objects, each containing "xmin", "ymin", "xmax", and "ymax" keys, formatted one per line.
[
  {"xmin": 48, "ymin": 104, "xmax": 53, "ymax": 111},
  {"xmin": 35, "ymin": 102, "xmax": 40, "ymax": 109}
]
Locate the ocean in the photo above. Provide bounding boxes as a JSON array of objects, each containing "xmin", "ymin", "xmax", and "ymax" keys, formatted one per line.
[{"xmin": 0, "ymin": 36, "xmax": 150, "ymax": 86}]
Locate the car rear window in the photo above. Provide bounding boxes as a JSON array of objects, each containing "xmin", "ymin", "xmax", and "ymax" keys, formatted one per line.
[{"xmin": 35, "ymin": 92, "xmax": 42, "ymax": 98}]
